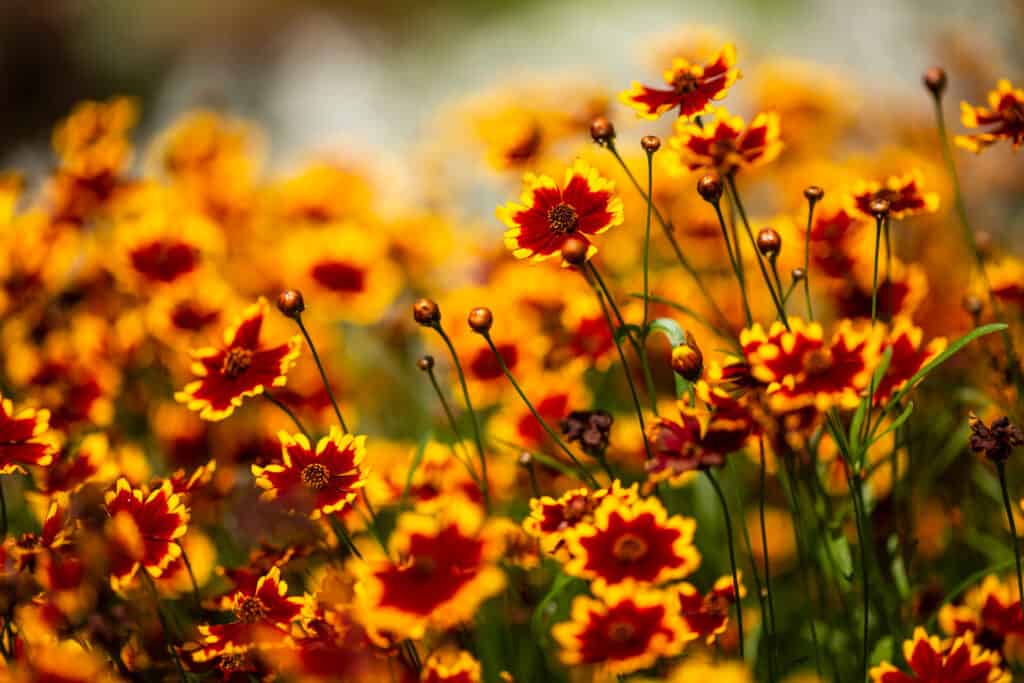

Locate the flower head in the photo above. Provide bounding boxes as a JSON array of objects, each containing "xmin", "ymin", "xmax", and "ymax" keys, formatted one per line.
[
  {"xmin": 252, "ymin": 428, "xmax": 367, "ymax": 519},
  {"xmin": 524, "ymin": 481, "xmax": 637, "ymax": 554},
  {"xmin": 497, "ymin": 160, "xmax": 623, "ymax": 265},
  {"xmin": 673, "ymin": 574, "xmax": 745, "ymax": 645},
  {"xmin": 957, "ymin": 79, "xmax": 1024, "ymax": 153},
  {"xmin": 422, "ymin": 649, "xmax": 482, "ymax": 683},
  {"xmin": 869, "ymin": 628, "xmax": 1010, "ymax": 683},
  {"xmin": 175, "ymin": 298, "xmax": 301, "ymax": 421},
  {"xmin": 103, "ymin": 478, "xmax": 190, "ymax": 589},
  {"xmin": 667, "ymin": 106, "xmax": 782, "ymax": 175},
  {"xmin": 621, "ymin": 44, "xmax": 740, "ymax": 120},
  {"xmin": 0, "ymin": 394, "xmax": 58, "ymax": 475},
  {"xmin": 969, "ymin": 414, "xmax": 1024, "ymax": 464},
  {"xmin": 848, "ymin": 170, "xmax": 939, "ymax": 220}
]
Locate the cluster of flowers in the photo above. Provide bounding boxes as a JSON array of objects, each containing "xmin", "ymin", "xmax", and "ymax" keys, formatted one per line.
[{"xmin": 1, "ymin": 23, "xmax": 1024, "ymax": 683}]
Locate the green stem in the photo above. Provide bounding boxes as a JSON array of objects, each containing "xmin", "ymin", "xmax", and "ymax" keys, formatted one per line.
[
  {"xmin": 264, "ymin": 392, "xmax": 311, "ymax": 441},
  {"xmin": 705, "ymin": 469, "xmax": 745, "ymax": 658},
  {"xmin": 712, "ymin": 201, "xmax": 753, "ymax": 326},
  {"xmin": 642, "ymin": 149, "xmax": 654, "ymax": 337},
  {"xmin": 481, "ymin": 333, "xmax": 599, "ymax": 487},
  {"xmin": 140, "ymin": 570, "xmax": 188, "ymax": 682},
  {"xmin": 422, "ymin": 362, "xmax": 484, "ymax": 488},
  {"xmin": 997, "ymin": 461, "xmax": 1024, "ymax": 623},
  {"xmin": 758, "ymin": 441, "xmax": 778, "ymax": 681},
  {"xmin": 884, "ymin": 219, "xmax": 893, "ymax": 323},
  {"xmin": 803, "ymin": 196, "xmax": 819, "ymax": 321},
  {"xmin": 870, "ymin": 215, "xmax": 883, "ymax": 327},
  {"xmin": 175, "ymin": 541, "xmax": 202, "ymax": 610},
  {"xmin": 847, "ymin": 473, "xmax": 871, "ymax": 682},
  {"xmin": 431, "ymin": 323, "xmax": 490, "ymax": 507},
  {"xmin": 295, "ymin": 314, "xmax": 349, "ymax": 434},
  {"xmin": 327, "ymin": 515, "xmax": 363, "ymax": 561}
]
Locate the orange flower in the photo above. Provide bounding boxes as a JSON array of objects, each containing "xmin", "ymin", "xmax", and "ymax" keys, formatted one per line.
[
  {"xmin": 563, "ymin": 495, "xmax": 701, "ymax": 592},
  {"xmin": 848, "ymin": 170, "xmax": 939, "ymax": 220},
  {"xmin": 0, "ymin": 394, "xmax": 58, "ymax": 475},
  {"xmin": 940, "ymin": 574, "xmax": 1024, "ymax": 664},
  {"xmin": 422, "ymin": 649, "xmax": 482, "ymax": 683},
  {"xmin": 52, "ymin": 96, "xmax": 138, "ymax": 180},
  {"xmin": 523, "ymin": 480, "xmax": 637, "ymax": 554},
  {"xmin": 621, "ymin": 44, "xmax": 740, "ymax": 120},
  {"xmin": 672, "ymin": 574, "xmax": 745, "ymax": 645},
  {"xmin": 103, "ymin": 478, "xmax": 190, "ymax": 589},
  {"xmin": 552, "ymin": 583, "xmax": 691, "ymax": 674},
  {"xmin": 175, "ymin": 298, "xmax": 301, "ymax": 421},
  {"xmin": 668, "ymin": 106, "xmax": 782, "ymax": 175},
  {"xmin": 869, "ymin": 628, "xmax": 1010, "ymax": 683},
  {"xmin": 497, "ymin": 160, "xmax": 623, "ymax": 265},
  {"xmin": 252, "ymin": 429, "xmax": 367, "ymax": 519},
  {"xmin": 957, "ymin": 79, "xmax": 1024, "ymax": 153}
]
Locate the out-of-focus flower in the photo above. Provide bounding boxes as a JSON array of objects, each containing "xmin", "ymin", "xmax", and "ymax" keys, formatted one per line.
[
  {"xmin": 847, "ymin": 170, "xmax": 940, "ymax": 220},
  {"xmin": 672, "ymin": 574, "xmax": 745, "ymax": 645},
  {"xmin": 497, "ymin": 160, "xmax": 623, "ymax": 265},
  {"xmin": 940, "ymin": 574, "xmax": 1024, "ymax": 664},
  {"xmin": 0, "ymin": 394, "xmax": 58, "ymax": 475},
  {"xmin": 422, "ymin": 649, "xmax": 483, "ymax": 683},
  {"xmin": 869, "ymin": 628, "xmax": 1010, "ymax": 682},
  {"xmin": 620, "ymin": 44, "xmax": 739, "ymax": 120},
  {"xmin": 175, "ymin": 298, "xmax": 301, "ymax": 421},
  {"xmin": 873, "ymin": 318, "xmax": 947, "ymax": 405},
  {"xmin": 667, "ymin": 107, "xmax": 782, "ymax": 176},
  {"xmin": 957, "ymin": 79, "xmax": 1024, "ymax": 152},
  {"xmin": 52, "ymin": 96, "xmax": 138, "ymax": 181}
]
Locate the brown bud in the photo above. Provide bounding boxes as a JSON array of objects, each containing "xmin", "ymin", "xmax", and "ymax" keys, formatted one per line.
[
  {"xmin": 671, "ymin": 339, "xmax": 703, "ymax": 382},
  {"xmin": 756, "ymin": 227, "xmax": 782, "ymax": 257},
  {"xmin": 589, "ymin": 116, "xmax": 615, "ymax": 145},
  {"xmin": 923, "ymin": 67, "xmax": 947, "ymax": 97},
  {"xmin": 791, "ymin": 267, "xmax": 806, "ymax": 282},
  {"xmin": 468, "ymin": 307, "xmax": 493, "ymax": 334},
  {"xmin": 276, "ymin": 289, "xmax": 305, "ymax": 318},
  {"xmin": 974, "ymin": 230, "xmax": 993, "ymax": 258},
  {"xmin": 803, "ymin": 185, "xmax": 824, "ymax": 202},
  {"xmin": 697, "ymin": 173, "xmax": 724, "ymax": 204},
  {"xmin": 413, "ymin": 298, "xmax": 440, "ymax": 326},
  {"xmin": 561, "ymin": 235, "xmax": 590, "ymax": 266},
  {"xmin": 517, "ymin": 452, "xmax": 533, "ymax": 467},
  {"xmin": 641, "ymin": 135, "xmax": 661, "ymax": 153},
  {"xmin": 417, "ymin": 355, "xmax": 435, "ymax": 372},
  {"xmin": 870, "ymin": 198, "xmax": 891, "ymax": 219},
  {"xmin": 963, "ymin": 295, "xmax": 983, "ymax": 318}
]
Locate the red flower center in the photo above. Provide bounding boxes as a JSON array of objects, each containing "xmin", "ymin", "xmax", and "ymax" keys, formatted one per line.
[
  {"xmin": 672, "ymin": 69, "xmax": 701, "ymax": 94},
  {"xmin": 221, "ymin": 347, "xmax": 253, "ymax": 378},
  {"xmin": 612, "ymin": 533, "xmax": 649, "ymax": 562},
  {"xmin": 301, "ymin": 462, "xmax": 330, "ymax": 490},
  {"xmin": 606, "ymin": 620, "xmax": 638, "ymax": 643},
  {"xmin": 802, "ymin": 349, "xmax": 833, "ymax": 376},
  {"xmin": 547, "ymin": 203, "xmax": 579, "ymax": 234},
  {"xmin": 235, "ymin": 595, "xmax": 268, "ymax": 623}
]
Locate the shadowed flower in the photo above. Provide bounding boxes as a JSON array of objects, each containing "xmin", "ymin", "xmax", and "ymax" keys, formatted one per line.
[
  {"xmin": 940, "ymin": 574, "xmax": 1024, "ymax": 664},
  {"xmin": 620, "ymin": 44, "xmax": 740, "ymax": 120},
  {"xmin": 869, "ymin": 628, "xmax": 1010, "ymax": 683},
  {"xmin": 497, "ymin": 159, "xmax": 623, "ymax": 265},
  {"xmin": 552, "ymin": 582, "xmax": 691, "ymax": 675},
  {"xmin": 175, "ymin": 298, "xmax": 301, "ymax": 421},
  {"xmin": 968, "ymin": 414, "xmax": 1024, "ymax": 464},
  {"xmin": 957, "ymin": 79, "xmax": 1024, "ymax": 152},
  {"xmin": 672, "ymin": 574, "xmax": 745, "ymax": 645},
  {"xmin": 563, "ymin": 495, "xmax": 701, "ymax": 592},
  {"xmin": 422, "ymin": 649, "xmax": 483, "ymax": 683},
  {"xmin": 0, "ymin": 394, "xmax": 58, "ymax": 475},
  {"xmin": 252, "ymin": 428, "xmax": 367, "ymax": 519},
  {"xmin": 848, "ymin": 170, "xmax": 939, "ymax": 220},
  {"xmin": 667, "ymin": 106, "xmax": 782, "ymax": 175}
]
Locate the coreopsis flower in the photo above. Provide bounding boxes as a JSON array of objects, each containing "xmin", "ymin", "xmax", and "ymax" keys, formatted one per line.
[
  {"xmin": 401, "ymin": 440, "xmax": 484, "ymax": 509},
  {"xmin": 848, "ymin": 170, "xmax": 939, "ymax": 220},
  {"xmin": 740, "ymin": 318, "xmax": 880, "ymax": 412},
  {"xmin": 667, "ymin": 106, "xmax": 782, "ymax": 175},
  {"xmin": 956, "ymin": 79, "xmax": 1024, "ymax": 152},
  {"xmin": 869, "ymin": 628, "xmax": 1010, "ymax": 683},
  {"xmin": 872, "ymin": 318, "xmax": 947, "ymax": 405},
  {"xmin": 497, "ymin": 159, "xmax": 624, "ymax": 265},
  {"xmin": 968, "ymin": 414, "xmax": 1024, "ymax": 464},
  {"xmin": 620, "ymin": 44, "xmax": 740, "ymax": 120},
  {"xmin": 252, "ymin": 428, "xmax": 367, "ymax": 519},
  {"xmin": 654, "ymin": 656, "xmax": 753, "ymax": 682},
  {"xmin": 523, "ymin": 480, "xmax": 638, "ymax": 554},
  {"xmin": 6, "ymin": 639, "xmax": 121, "ymax": 683},
  {"xmin": 979, "ymin": 257, "xmax": 1024, "ymax": 310},
  {"xmin": 353, "ymin": 502, "xmax": 506, "ymax": 638},
  {"xmin": 32, "ymin": 432, "xmax": 117, "ymax": 496},
  {"xmin": 193, "ymin": 566, "xmax": 307, "ymax": 663},
  {"xmin": 103, "ymin": 478, "xmax": 190, "ymax": 590},
  {"xmin": 52, "ymin": 96, "xmax": 138, "ymax": 180},
  {"xmin": 0, "ymin": 394, "xmax": 58, "ymax": 475},
  {"xmin": 552, "ymin": 583, "xmax": 691, "ymax": 675},
  {"xmin": 834, "ymin": 257, "xmax": 929, "ymax": 321},
  {"xmin": 563, "ymin": 495, "xmax": 701, "ymax": 592},
  {"xmin": 940, "ymin": 574, "xmax": 1024, "ymax": 664},
  {"xmin": 673, "ymin": 575, "xmax": 745, "ymax": 645},
  {"xmin": 174, "ymin": 298, "xmax": 301, "ymax": 421},
  {"xmin": 422, "ymin": 649, "xmax": 482, "ymax": 683}
]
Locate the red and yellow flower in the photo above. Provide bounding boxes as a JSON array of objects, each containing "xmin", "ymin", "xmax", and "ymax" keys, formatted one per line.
[
  {"xmin": 497, "ymin": 159, "xmax": 623, "ymax": 265},
  {"xmin": 940, "ymin": 574, "xmax": 1024, "ymax": 664},
  {"xmin": 620, "ymin": 44, "xmax": 740, "ymax": 120},
  {"xmin": 872, "ymin": 318, "xmax": 947, "ymax": 405},
  {"xmin": 0, "ymin": 394, "xmax": 58, "ymax": 475},
  {"xmin": 252, "ymin": 428, "xmax": 367, "ymax": 519},
  {"xmin": 563, "ymin": 495, "xmax": 701, "ymax": 592},
  {"xmin": 422, "ymin": 649, "xmax": 482, "ymax": 683},
  {"xmin": 103, "ymin": 478, "xmax": 190, "ymax": 590},
  {"xmin": 956, "ymin": 79, "xmax": 1024, "ymax": 153},
  {"xmin": 52, "ymin": 96, "xmax": 138, "ymax": 181},
  {"xmin": 174, "ymin": 297, "xmax": 301, "ymax": 421},
  {"xmin": 524, "ymin": 480, "xmax": 638, "ymax": 554},
  {"xmin": 869, "ymin": 628, "xmax": 1010, "ymax": 683},
  {"xmin": 847, "ymin": 170, "xmax": 939, "ymax": 220},
  {"xmin": 552, "ymin": 582, "xmax": 691, "ymax": 674},
  {"xmin": 672, "ymin": 574, "xmax": 745, "ymax": 645},
  {"xmin": 667, "ymin": 106, "xmax": 782, "ymax": 175}
]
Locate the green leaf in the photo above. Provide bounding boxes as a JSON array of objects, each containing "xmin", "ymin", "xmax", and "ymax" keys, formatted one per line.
[
  {"xmin": 850, "ymin": 346, "xmax": 892, "ymax": 459},
  {"xmin": 869, "ymin": 636, "xmax": 895, "ymax": 666},
  {"xmin": 868, "ymin": 401, "xmax": 914, "ymax": 448},
  {"xmin": 530, "ymin": 571, "xmax": 582, "ymax": 639}
]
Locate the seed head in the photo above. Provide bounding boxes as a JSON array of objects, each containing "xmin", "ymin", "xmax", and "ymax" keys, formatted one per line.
[
  {"xmin": 417, "ymin": 355, "xmax": 435, "ymax": 372},
  {"xmin": 756, "ymin": 227, "xmax": 782, "ymax": 257},
  {"xmin": 413, "ymin": 298, "xmax": 441, "ymax": 326},
  {"xmin": 870, "ymin": 198, "xmax": 891, "ymax": 219},
  {"xmin": 697, "ymin": 173, "xmax": 724, "ymax": 204},
  {"xmin": 589, "ymin": 116, "xmax": 616, "ymax": 145},
  {"xmin": 803, "ymin": 185, "xmax": 824, "ymax": 202},
  {"xmin": 276, "ymin": 289, "xmax": 305, "ymax": 318},
  {"xmin": 468, "ymin": 307, "xmax": 493, "ymax": 334},
  {"xmin": 641, "ymin": 135, "xmax": 661, "ymax": 153},
  {"xmin": 791, "ymin": 267, "xmax": 806, "ymax": 282},
  {"xmin": 969, "ymin": 413, "xmax": 1024, "ymax": 464},
  {"xmin": 923, "ymin": 67, "xmax": 947, "ymax": 98}
]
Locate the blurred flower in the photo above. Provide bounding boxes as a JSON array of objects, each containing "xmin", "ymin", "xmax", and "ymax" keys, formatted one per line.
[
  {"xmin": 957, "ymin": 79, "xmax": 1024, "ymax": 152},
  {"xmin": 0, "ymin": 393, "xmax": 58, "ymax": 475},
  {"xmin": 422, "ymin": 649, "xmax": 482, "ymax": 683},
  {"xmin": 869, "ymin": 628, "xmax": 1010, "ymax": 682},
  {"xmin": 847, "ymin": 170, "xmax": 940, "ymax": 220},
  {"xmin": 620, "ymin": 44, "xmax": 739, "ymax": 120},
  {"xmin": 103, "ymin": 478, "xmax": 189, "ymax": 590},
  {"xmin": 667, "ymin": 107, "xmax": 782, "ymax": 176},
  {"xmin": 672, "ymin": 574, "xmax": 745, "ymax": 645}
]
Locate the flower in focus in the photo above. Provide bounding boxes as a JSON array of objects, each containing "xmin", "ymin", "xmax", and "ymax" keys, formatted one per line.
[
  {"xmin": 672, "ymin": 574, "xmax": 745, "ymax": 645},
  {"xmin": 620, "ymin": 44, "xmax": 740, "ymax": 120},
  {"xmin": 563, "ymin": 495, "xmax": 700, "ymax": 592},
  {"xmin": 497, "ymin": 160, "xmax": 623, "ymax": 265},
  {"xmin": 848, "ymin": 170, "xmax": 939, "ymax": 220},
  {"xmin": 175, "ymin": 297, "xmax": 301, "ymax": 421},
  {"xmin": 667, "ymin": 106, "xmax": 782, "ymax": 175},
  {"xmin": 0, "ymin": 394, "xmax": 58, "ymax": 475},
  {"xmin": 103, "ymin": 478, "xmax": 190, "ymax": 589},
  {"xmin": 524, "ymin": 481, "xmax": 637, "ymax": 554},
  {"xmin": 869, "ymin": 628, "xmax": 1010, "ymax": 683},
  {"xmin": 422, "ymin": 649, "xmax": 483, "ymax": 683},
  {"xmin": 252, "ymin": 428, "xmax": 367, "ymax": 519},
  {"xmin": 956, "ymin": 79, "xmax": 1024, "ymax": 152},
  {"xmin": 552, "ymin": 582, "xmax": 691, "ymax": 674}
]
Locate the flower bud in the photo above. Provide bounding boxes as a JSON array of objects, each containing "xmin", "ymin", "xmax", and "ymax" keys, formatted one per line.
[
  {"xmin": 641, "ymin": 135, "xmax": 661, "ymax": 153},
  {"xmin": 791, "ymin": 267, "xmax": 806, "ymax": 282},
  {"xmin": 413, "ymin": 298, "xmax": 441, "ymax": 326},
  {"xmin": 870, "ymin": 198, "xmax": 891, "ymax": 219},
  {"xmin": 417, "ymin": 355, "xmax": 435, "ymax": 372},
  {"xmin": 589, "ymin": 116, "xmax": 615, "ymax": 145},
  {"xmin": 923, "ymin": 67, "xmax": 947, "ymax": 97},
  {"xmin": 517, "ymin": 451, "xmax": 533, "ymax": 467},
  {"xmin": 697, "ymin": 173, "xmax": 724, "ymax": 204},
  {"xmin": 756, "ymin": 227, "xmax": 782, "ymax": 257},
  {"xmin": 963, "ymin": 295, "xmax": 983, "ymax": 318},
  {"xmin": 974, "ymin": 230, "xmax": 993, "ymax": 259},
  {"xmin": 803, "ymin": 185, "xmax": 824, "ymax": 202},
  {"xmin": 671, "ymin": 341, "xmax": 703, "ymax": 382},
  {"xmin": 276, "ymin": 289, "xmax": 305, "ymax": 318},
  {"xmin": 561, "ymin": 235, "xmax": 590, "ymax": 266},
  {"xmin": 468, "ymin": 307, "xmax": 493, "ymax": 334}
]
